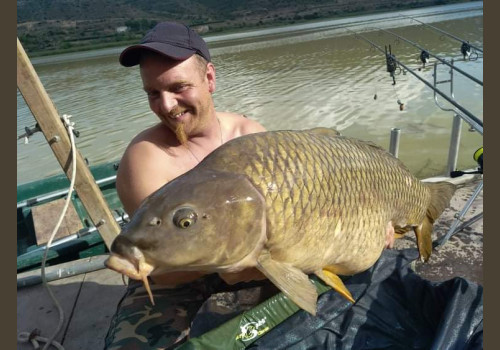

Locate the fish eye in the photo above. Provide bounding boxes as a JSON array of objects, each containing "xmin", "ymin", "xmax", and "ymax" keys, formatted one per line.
[{"xmin": 173, "ymin": 208, "xmax": 198, "ymax": 229}]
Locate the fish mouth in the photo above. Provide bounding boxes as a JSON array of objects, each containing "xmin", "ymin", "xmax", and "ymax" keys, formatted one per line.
[{"xmin": 105, "ymin": 250, "xmax": 156, "ymax": 305}]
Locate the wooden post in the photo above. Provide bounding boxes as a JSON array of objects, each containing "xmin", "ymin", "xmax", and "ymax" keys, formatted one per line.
[{"xmin": 17, "ymin": 38, "xmax": 120, "ymax": 249}]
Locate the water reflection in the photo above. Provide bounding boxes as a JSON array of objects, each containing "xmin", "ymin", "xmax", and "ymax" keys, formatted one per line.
[{"xmin": 17, "ymin": 10, "xmax": 483, "ymax": 184}]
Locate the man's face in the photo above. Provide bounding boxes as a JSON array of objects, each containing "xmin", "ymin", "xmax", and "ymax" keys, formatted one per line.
[{"xmin": 140, "ymin": 54, "xmax": 216, "ymax": 144}]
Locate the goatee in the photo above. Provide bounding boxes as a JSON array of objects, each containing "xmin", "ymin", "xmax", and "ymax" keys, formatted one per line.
[{"xmin": 175, "ymin": 122, "xmax": 188, "ymax": 145}]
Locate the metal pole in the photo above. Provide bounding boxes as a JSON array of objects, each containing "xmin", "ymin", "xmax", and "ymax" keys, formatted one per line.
[
  {"xmin": 17, "ymin": 255, "xmax": 109, "ymax": 289},
  {"xmin": 402, "ymin": 15, "xmax": 483, "ymax": 53},
  {"xmin": 447, "ymin": 115, "xmax": 463, "ymax": 175},
  {"xmin": 378, "ymin": 28, "xmax": 482, "ymax": 86},
  {"xmin": 436, "ymin": 180, "xmax": 483, "ymax": 246},
  {"xmin": 389, "ymin": 128, "xmax": 401, "ymax": 158},
  {"xmin": 17, "ymin": 175, "xmax": 118, "ymax": 209},
  {"xmin": 399, "ymin": 60, "xmax": 482, "ymax": 133},
  {"xmin": 349, "ymin": 29, "xmax": 482, "ymax": 134}
]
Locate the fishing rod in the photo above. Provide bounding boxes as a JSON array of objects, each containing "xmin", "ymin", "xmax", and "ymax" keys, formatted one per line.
[
  {"xmin": 347, "ymin": 29, "xmax": 483, "ymax": 134},
  {"xmin": 401, "ymin": 14, "xmax": 483, "ymax": 56},
  {"xmin": 346, "ymin": 29, "xmax": 400, "ymax": 86},
  {"xmin": 375, "ymin": 27, "xmax": 483, "ymax": 87}
]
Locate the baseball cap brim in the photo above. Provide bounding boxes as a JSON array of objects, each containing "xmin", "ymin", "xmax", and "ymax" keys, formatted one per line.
[{"xmin": 119, "ymin": 42, "xmax": 197, "ymax": 67}]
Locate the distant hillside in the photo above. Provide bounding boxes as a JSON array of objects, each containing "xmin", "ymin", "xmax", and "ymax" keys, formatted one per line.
[{"xmin": 17, "ymin": 0, "xmax": 471, "ymax": 56}]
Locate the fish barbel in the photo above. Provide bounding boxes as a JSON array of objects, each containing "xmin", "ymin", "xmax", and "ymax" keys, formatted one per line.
[{"xmin": 105, "ymin": 128, "xmax": 456, "ymax": 315}]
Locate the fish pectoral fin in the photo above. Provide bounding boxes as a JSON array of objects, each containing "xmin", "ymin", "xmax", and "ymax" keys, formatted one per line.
[
  {"xmin": 414, "ymin": 218, "xmax": 433, "ymax": 262},
  {"xmin": 315, "ymin": 268, "xmax": 355, "ymax": 303},
  {"xmin": 257, "ymin": 250, "xmax": 318, "ymax": 315}
]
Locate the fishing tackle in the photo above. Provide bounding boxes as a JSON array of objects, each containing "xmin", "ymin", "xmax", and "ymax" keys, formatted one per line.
[
  {"xmin": 419, "ymin": 50, "xmax": 430, "ymax": 67},
  {"xmin": 460, "ymin": 41, "xmax": 479, "ymax": 61},
  {"xmin": 385, "ymin": 45, "xmax": 398, "ymax": 85},
  {"xmin": 377, "ymin": 27, "xmax": 482, "ymax": 86},
  {"xmin": 450, "ymin": 146, "xmax": 483, "ymax": 177},
  {"xmin": 402, "ymin": 14, "xmax": 483, "ymax": 56},
  {"xmin": 349, "ymin": 28, "xmax": 482, "ymax": 133},
  {"xmin": 473, "ymin": 146, "xmax": 483, "ymax": 172},
  {"xmin": 17, "ymin": 123, "xmax": 41, "ymax": 144},
  {"xmin": 461, "ymin": 42, "xmax": 471, "ymax": 60}
]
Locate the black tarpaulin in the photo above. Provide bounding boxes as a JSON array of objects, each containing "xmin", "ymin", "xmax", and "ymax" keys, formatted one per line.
[{"xmin": 247, "ymin": 248, "xmax": 483, "ymax": 350}]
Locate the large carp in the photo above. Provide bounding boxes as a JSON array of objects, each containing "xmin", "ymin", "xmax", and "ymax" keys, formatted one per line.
[{"xmin": 105, "ymin": 128, "xmax": 456, "ymax": 315}]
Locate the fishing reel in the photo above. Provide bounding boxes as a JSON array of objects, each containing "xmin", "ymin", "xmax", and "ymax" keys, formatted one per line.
[
  {"xmin": 474, "ymin": 146, "xmax": 483, "ymax": 173},
  {"xmin": 450, "ymin": 146, "xmax": 483, "ymax": 177}
]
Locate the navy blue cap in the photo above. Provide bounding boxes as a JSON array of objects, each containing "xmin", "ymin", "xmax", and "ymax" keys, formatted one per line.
[{"xmin": 119, "ymin": 22, "xmax": 211, "ymax": 67}]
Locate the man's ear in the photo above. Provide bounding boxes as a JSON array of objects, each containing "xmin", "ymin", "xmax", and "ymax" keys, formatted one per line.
[{"xmin": 206, "ymin": 62, "xmax": 216, "ymax": 93}]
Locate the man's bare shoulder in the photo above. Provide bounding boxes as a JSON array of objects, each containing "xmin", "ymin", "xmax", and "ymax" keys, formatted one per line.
[
  {"xmin": 128, "ymin": 123, "xmax": 175, "ymax": 149},
  {"xmin": 116, "ymin": 123, "xmax": 189, "ymax": 215},
  {"xmin": 217, "ymin": 112, "xmax": 266, "ymax": 139}
]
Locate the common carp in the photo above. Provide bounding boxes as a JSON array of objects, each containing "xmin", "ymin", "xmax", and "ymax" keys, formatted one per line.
[{"xmin": 105, "ymin": 128, "xmax": 456, "ymax": 315}]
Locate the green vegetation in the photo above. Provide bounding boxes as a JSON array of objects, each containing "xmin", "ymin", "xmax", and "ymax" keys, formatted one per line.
[{"xmin": 17, "ymin": 0, "xmax": 474, "ymax": 57}]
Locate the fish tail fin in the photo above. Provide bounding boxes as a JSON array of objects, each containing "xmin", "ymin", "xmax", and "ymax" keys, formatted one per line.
[{"xmin": 416, "ymin": 181, "xmax": 457, "ymax": 262}]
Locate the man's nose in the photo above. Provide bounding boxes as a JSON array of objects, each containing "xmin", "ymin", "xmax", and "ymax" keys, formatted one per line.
[{"xmin": 159, "ymin": 92, "xmax": 178, "ymax": 113}]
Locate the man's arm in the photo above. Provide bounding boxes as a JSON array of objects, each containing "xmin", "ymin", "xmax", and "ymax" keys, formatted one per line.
[
  {"xmin": 116, "ymin": 135, "xmax": 173, "ymax": 216},
  {"xmin": 116, "ymin": 116, "xmax": 267, "ymax": 286}
]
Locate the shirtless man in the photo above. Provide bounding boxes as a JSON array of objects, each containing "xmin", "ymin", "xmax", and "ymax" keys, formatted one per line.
[{"xmin": 105, "ymin": 22, "xmax": 269, "ymax": 349}]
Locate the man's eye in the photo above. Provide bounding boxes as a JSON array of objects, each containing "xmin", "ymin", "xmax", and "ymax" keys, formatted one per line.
[
  {"xmin": 172, "ymin": 84, "xmax": 188, "ymax": 92},
  {"xmin": 146, "ymin": 91, "xmax": 158, "ymax": 98}
]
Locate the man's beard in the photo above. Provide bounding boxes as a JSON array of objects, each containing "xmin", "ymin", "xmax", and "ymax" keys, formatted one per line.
[
  {"xmin": 174, "ymin": 122, "xmax": 188, "ymax": 146},
  {"xmin": 169, "ymin": 104, "xmax": 210, "ymax": 146}
]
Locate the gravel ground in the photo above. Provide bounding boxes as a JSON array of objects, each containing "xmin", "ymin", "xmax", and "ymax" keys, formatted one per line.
[{"xmin": 394, "ymin": 175, "xmax": 483, "ymax": 285}]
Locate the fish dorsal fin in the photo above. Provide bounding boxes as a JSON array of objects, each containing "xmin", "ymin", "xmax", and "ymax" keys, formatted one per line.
[
  {"xmin": 256, "ymin": 250, "xmax": 318, "ymax": 315},
  {"xmin": 358, "ymin": 139, "xmax": 387, "ymax": 152},
  {"xmin": 307, "ymin": 127, "xmax": 342, "ymax": 137}
]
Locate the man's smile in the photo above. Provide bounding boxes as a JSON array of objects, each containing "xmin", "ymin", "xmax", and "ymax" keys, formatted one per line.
[{"xmin": 168, "ymin": 109, "xmax": 190, "ymax": 121}]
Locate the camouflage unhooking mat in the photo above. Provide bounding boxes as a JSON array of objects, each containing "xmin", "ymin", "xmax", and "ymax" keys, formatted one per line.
[{"xmin": 105, "ymin": 249, "xmax": 483, "ymax": 350}]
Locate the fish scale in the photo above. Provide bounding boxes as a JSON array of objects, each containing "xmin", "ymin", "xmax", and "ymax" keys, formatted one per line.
[
  {"xmin": 214, "ymin": 133, "xmax": 372, "ymax": 266},
  {"xmin": 205, "ymin": 130, "xmax": 425, "ymax": 269},
  {"xmin": 106, "ymin": 128, "xmax": 456, "ymax": 315}
]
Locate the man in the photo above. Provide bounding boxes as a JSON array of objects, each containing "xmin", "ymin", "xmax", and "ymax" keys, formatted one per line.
[{"xmin": 105, "ymin": 22, "xmax": 270, "ymax": 349}]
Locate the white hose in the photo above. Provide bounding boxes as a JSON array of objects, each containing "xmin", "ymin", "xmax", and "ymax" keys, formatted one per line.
[
  {"xmin": 17, "ymin": 332, "xmax": 64, "ymax": 350},
  {"xmin": 18, "ymin": 114, "xmax": 77, "ymax": 350}
]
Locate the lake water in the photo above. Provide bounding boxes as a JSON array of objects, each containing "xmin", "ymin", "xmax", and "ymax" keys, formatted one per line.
[{"xmin": 17, "ymin": 3, "xmax": 483, "ymax": 184}]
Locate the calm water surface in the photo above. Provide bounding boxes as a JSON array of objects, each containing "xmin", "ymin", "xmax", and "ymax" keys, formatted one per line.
[{"xmin": 17, "ymin": 4, "xmax": 483, "ymax": 184}]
